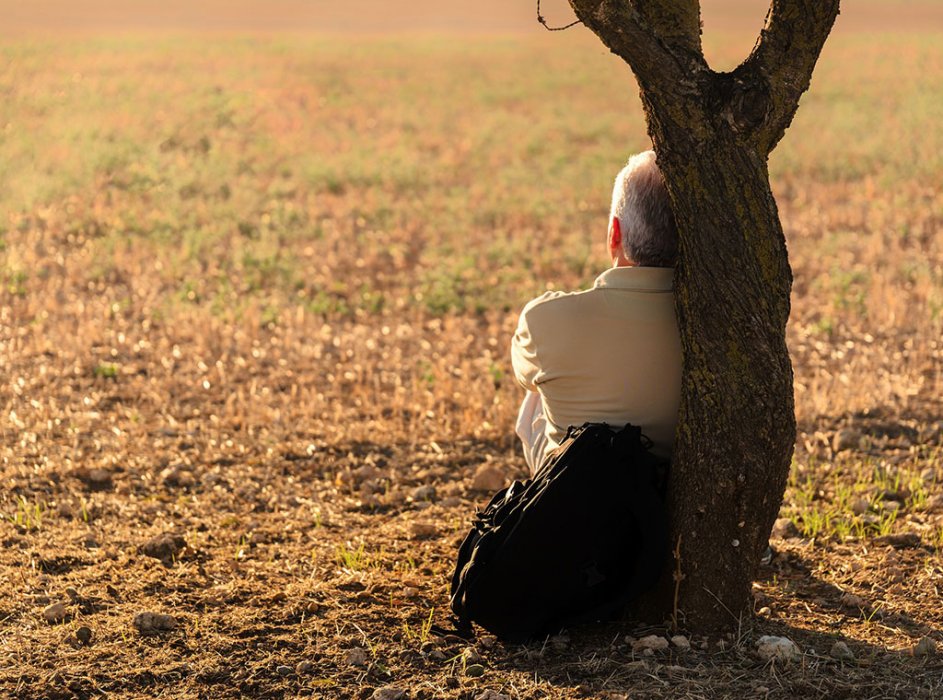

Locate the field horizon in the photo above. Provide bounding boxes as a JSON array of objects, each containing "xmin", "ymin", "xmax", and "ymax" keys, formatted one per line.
[{"xmin": 1, "ymin": 0, "xmax": 942, "ymax": 36}]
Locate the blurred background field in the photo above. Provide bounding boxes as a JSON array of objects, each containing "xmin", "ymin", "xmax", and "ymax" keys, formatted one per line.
[
  {"xmin": 1, "ymin": 2, "xmax": 942, "ymax": 698},
  {"xmin": 2, "ymin": 3, "xmax": 940, "ymax": 444}
]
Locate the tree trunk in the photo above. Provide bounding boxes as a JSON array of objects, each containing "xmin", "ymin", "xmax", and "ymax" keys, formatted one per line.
[{"xmin": 567, "ymin": 0, "xmax": 841, "ymax": 630}]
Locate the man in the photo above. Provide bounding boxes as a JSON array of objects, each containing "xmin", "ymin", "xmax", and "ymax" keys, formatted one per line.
[{"xmin": 512, "ymin": 150, "xmax": 682, "ymax": 473}]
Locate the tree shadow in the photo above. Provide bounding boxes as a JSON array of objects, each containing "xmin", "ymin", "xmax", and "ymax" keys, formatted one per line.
[
  {"xmin": 797, "ymin": 402, "xmax": 943, "ymax": 457},
  {"xmin": 449, "ymin": 543, "xmax": 943, "ymax": 699},
  {"xmin": 287, "ymin": 427, "xmax": 943, "ymax": 697}
]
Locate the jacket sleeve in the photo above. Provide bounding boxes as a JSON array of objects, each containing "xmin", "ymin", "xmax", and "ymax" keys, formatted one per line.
[{"xmin": 511, "ymin": 306, "xmax": 541, "ymax": 391}]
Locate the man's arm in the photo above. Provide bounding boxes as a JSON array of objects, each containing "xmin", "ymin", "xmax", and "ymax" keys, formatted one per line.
[{"xmin": 511, "ymin": 308, "xmax": 541, "ymax": 391}]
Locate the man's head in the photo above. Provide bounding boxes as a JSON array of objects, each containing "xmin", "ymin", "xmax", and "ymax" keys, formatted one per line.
[{"xmin": 608, "ymin": 150, "xmax": 678, "ymax": 268}]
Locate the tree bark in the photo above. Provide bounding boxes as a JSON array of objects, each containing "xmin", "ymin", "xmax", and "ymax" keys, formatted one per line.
[{"xmin": 567, "ymin": 0, "xmax": 840, "ymax": 631}]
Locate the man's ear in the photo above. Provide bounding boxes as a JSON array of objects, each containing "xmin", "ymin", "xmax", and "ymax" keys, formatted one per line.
[{"xmin": 609, "ymin": 216, "xmax": 622, "ymax": 250}]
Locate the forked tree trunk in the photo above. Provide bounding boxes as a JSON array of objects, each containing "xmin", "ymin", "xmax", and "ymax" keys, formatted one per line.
[{"xmin": 567, "ymin": 0, "xmax": 841, "ymax": 630}]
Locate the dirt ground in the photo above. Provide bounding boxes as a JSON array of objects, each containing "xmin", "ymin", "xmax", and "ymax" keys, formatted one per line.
[{"xmin": 2, "ymin": 383, "xmax": 943, "ymax": 698}]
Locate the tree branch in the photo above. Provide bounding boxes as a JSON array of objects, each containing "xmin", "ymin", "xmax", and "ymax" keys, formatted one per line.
[
  {"xmin": 567, "ymin": 0, "xmax": 705, "ymax": 96},
  {"xmin": 747, "ymin": 0, "xmax": 841, "ymax": 154},
  {"xmin": 632, "ymin": 0, "xmax": 702, "ymax": 59}
]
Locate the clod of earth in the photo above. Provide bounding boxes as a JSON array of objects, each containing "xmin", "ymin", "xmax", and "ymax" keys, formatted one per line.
[
  {"xmin": 840, "ymin": 592, "xmax": 868, "ymax": 610},
  {"xmin": 345, "ymin": 647, "xmax": 370, "ymax": 667},
  {"xmin": 549, "ymin": 634, "xmax": 569, "ymax": 652},
  {"xmin": 873, "ymin": 533, "xmax": 923, "ymax": 549},
  {"xmin": 471, "ymin": 465, "xmax": 505, "ymax": 492},
  {"xmin": 43, "ymin": 602, "xmax": 68, "ymax": 624},
  {"xmin": 160, "ymin": 466, "xmax": 195, "ymax": 489},
  {"xmin": 851, "ymin": 497, "xmax": 871, "ymax": 515},
  {"xmin": 295, "ymin": 660, "xmax": 313, "ymax": 674},
  {"xmin": 464, "ymin": 663, "xmax": 485, "ymax": 678},
  {"xmin": 833, "ymin": 428, "xmax": 864, "ymax": 452},
  {"xmin": 140, "ymin": 533, "xmax": 187, "ymax": 565},
  {"xmin": 410, "ymin": 485, "xmax": 437, "ymax": 502},
  {"xmin": 353, "ymin": 465, "xmax": 381, "ymax": 484},
  {"xmin": 475, "ymin": 692, "xmax": 511, "ymax": 700},
  {"xmin": 73, "ymin": 467, "xmax": 113, "ymax": 490},
  {"xmin": 360, "ymin": 479, "xmax": 385, "ymax": 497},
  {"xmin": 671, "ymin": 635, "xmax": 691, "ymax": 650},
  {"xmin": 461, "ymin": 647, "xmax": 482, "ymax": 665},
  {"xmin": 370, "ymin": 687, "xmax": 406, "ymax": 700},
  {"xmin": 830, "ymin": 640, "xmax": 855, "ymax": 661},
  {"xmin": 132, "ymin": 612, "xmax": 177, "ymax": 634},
  {"xmin": 913, "ymin": 636, "xmax": 937, "ymax": 657},
  {"xmin": 756, "ymin": 635, "xmax": 801, "ymax": 663},
  {"xmin": 633, "ymin": 635, "xmax": 669, "ymax": 653},
  {"xmin": 360, "ymin": 494, "xmax": 381, "ymax": 509},
  {"xmin": 408, "ymin": 522, "xmax": 436, "ymax": 539},
  {"xmin": 75, "ymin": 626, "xmax": 93, "ymax": 645}
]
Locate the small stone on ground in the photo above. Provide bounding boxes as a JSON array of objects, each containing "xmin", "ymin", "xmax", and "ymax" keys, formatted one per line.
[
  {"xmin": 133, "ymin": 611, "xmax": 177, "ymax": 633},
  {"xmin": 462, "ymin": 647, "xmax": 482, "ymax": 665},
  {"xmin": 756, "ymin": 635, "xmax": 800, "ymax": 663},
  {"xmin": 771, "ymin": 517, "xmax": 799, "ymax": 538},
  {"xmin": 471, "ymin": 464, "xmax": 505, "ymax": 492},
  {"xmin": 43, "ymin": 602, "xmax": 68, "ymax": 624}
]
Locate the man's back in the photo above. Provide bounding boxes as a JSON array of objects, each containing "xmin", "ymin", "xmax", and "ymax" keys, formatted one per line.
[{"xmin": 512, "ymin": 266, "xmax": 681, "ymax": 465}]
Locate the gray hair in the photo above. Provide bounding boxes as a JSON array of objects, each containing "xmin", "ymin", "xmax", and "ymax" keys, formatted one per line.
[{"xmin": 609, "ymin": 150, "xmax": 678, "ymax": 267}]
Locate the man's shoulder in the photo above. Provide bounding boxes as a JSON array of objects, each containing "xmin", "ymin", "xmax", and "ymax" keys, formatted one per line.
[
  {"xmin": 520, "ymin": 286, "xmax": 596, "ymax": 319},
  {"xmin": 524, "ymin": 287, "xmax": 599, "ymax": 311}
]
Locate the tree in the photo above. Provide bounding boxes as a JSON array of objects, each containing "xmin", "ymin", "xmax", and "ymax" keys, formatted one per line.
[{"xmin": 564, "ymin": 0, "xmax": 841, "ymax": 630}]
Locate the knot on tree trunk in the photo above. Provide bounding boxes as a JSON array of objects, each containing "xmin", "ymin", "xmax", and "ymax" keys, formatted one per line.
[{"xmin": 704, "ymin": 67, "xmax": 772, "ymax": 139}]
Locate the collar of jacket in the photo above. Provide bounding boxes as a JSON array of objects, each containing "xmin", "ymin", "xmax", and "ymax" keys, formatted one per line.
[{"xmin": 593, "ymin": 266, "xmax": 674, "ymax": 291}]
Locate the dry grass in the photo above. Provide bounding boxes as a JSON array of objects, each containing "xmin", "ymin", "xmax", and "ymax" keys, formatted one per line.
[{"xmin": 1, "ymin": 30, "xmax": 942, "ymax": 699}]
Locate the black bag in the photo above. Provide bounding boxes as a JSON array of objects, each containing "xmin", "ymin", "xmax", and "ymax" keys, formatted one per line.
[{"xmin": 449, "ymin": 423, "xmax": 668, "ymax": 642}]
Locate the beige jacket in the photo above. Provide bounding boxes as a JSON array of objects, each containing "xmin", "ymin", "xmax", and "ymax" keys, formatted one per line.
[{"xmin": 511, "ymin": 266, "xmax": 682, "ymax": 463}]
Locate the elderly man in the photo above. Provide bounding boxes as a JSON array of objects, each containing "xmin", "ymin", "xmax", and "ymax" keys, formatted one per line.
[{"xmin": 512, "ymin": 150, "xmax": 682, "ymax": 473}]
